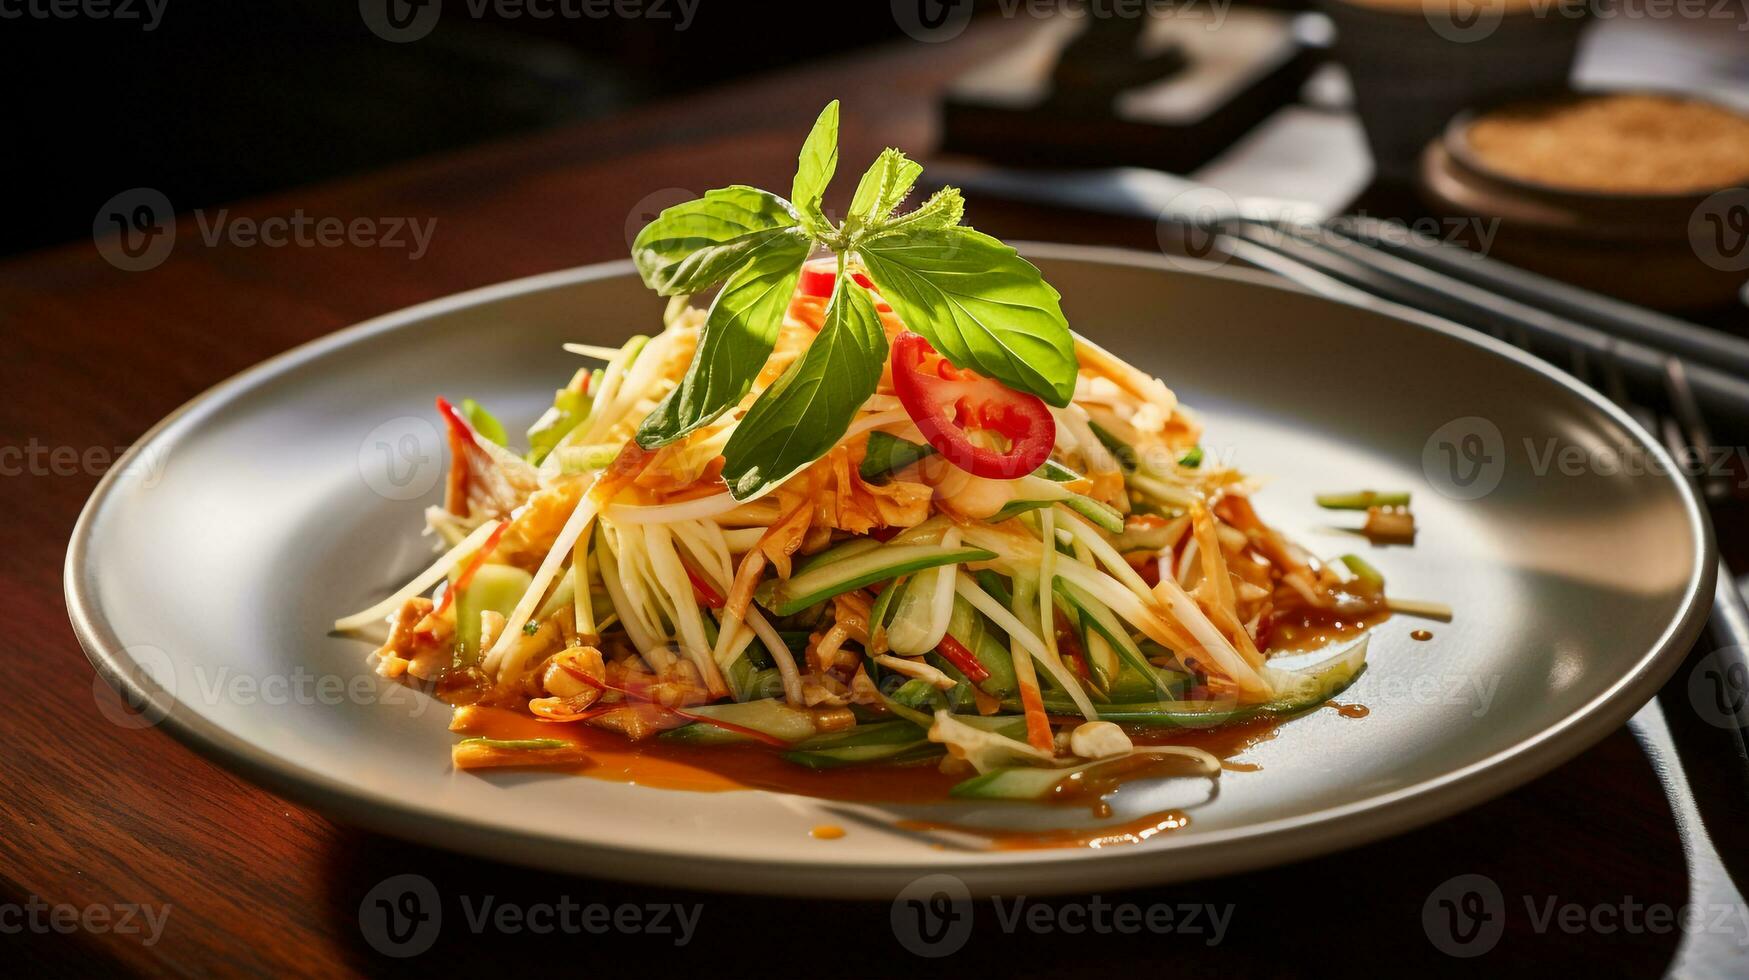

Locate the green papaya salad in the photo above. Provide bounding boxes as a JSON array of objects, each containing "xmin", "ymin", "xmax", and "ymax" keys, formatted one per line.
[{"xmin": 336, "ymin": 102, "xmax": 1434, "ymax": 807}]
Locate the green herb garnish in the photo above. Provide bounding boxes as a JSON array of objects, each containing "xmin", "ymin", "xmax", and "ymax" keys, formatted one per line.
[{"xmin": 629, "ymin": 100, "xmax": 1077, "ymax": 500}]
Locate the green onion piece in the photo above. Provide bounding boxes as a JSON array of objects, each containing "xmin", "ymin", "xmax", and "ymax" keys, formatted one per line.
[
  {"xmin": 458, "ymin": 737, "xmax": 569, "ymax": 751},
  {"xmin": 527, "ymin": 385, "xmax": 592, "ymax": 465},
  {"xmin": 1177, "ymin": 446, "xmax": 1203, "ymax": 468},
  {"xmin": 461, "ymin": 398, "xmax": 508, "ymax": 446},
  {"xmin": 1339, "ymin": 553, "xmax": 1384, "ymax": 586},
  {"xmin": 1315, "ymin": 490, "xmax": 1411, "ymax": 510},
  {"xmin": 1087, "ymin": 419, "xmax": 1137, "ymax": 472}
]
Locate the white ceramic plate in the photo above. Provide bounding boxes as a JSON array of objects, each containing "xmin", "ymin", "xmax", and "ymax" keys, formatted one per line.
[{"xmin": 67, "ymin": 246, "xmax": 1713, "ymax": 896}]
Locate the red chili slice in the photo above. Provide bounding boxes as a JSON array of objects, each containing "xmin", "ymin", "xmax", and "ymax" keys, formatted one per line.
[
  {"xmin": 681, "ymin": 560, "xmax": 726, "ymax": 609},
  {"xmin": 798, "ymin": 262, "xmax": 874, "ymax": 298},
  {"xmin": 935, "ymin": 634, "xmax": 992, "ymax": 684},
  {"xmin": 890, "ymin": 330, "xmax": 1055, "ymax": 480}
]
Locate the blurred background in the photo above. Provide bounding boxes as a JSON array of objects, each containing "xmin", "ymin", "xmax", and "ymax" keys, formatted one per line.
[{"xmin": 4, "ymin": 0, "xmax": 1747, "ymax": 314}]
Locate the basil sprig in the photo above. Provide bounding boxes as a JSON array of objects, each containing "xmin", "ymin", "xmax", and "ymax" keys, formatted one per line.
[{"xmin": 630, "ymin": 100, "xmax": 1078, "ymax": 500}]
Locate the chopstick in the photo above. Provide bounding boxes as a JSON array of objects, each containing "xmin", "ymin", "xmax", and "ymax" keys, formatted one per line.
[
  {"xmin": 1217, "ymin": 218, "xmax": 1749, "ymax": 433},
  {"xmin": 1214, "ymin": 214, "xmax": 1749, "ymax": 752},
  {"xmin": 1333, "ymin": 215, "xmax": 1749, "ymax": 380}
]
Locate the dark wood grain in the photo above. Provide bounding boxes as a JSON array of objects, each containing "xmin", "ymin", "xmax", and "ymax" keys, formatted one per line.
[{"xmin": 0, "ymin": 19, "xmax": 1718, "ymax": 976}]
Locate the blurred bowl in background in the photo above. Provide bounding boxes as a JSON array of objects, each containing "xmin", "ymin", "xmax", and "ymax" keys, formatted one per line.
[
  {"xmin": 1318, "ymin": 0, "xmax": 1589, "ymax": 184},
  {"xmin": 1420, "ymin": 89, "xmax": 1749, "ymax": 312}
]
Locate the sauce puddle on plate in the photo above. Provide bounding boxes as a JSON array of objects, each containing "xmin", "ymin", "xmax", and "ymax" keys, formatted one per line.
[{"xmin": 452, "ymin": 707, "xmax": 1291, "ymax": 851}]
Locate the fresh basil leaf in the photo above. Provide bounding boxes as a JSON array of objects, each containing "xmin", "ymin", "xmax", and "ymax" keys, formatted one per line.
[
  {"xmin": 721, "ymin": 269, "xmax": 888, "ymax": 500},
  {"xmin": 635, "ymin": 229, "xmax": 811, "ymax": 448},
  {"xmin": 877, "ymin": 186, "xmax": 963, "ymax": 233},
  {"xmin": 460, "ymin": 398, "xmax": 507, "ymax": 445},
  {"xmin": 857, "ymin": 227, "xmax": 1077, "ymax": 406},
  {"xmin": 846, "ymin": 148, "xmax": 922, "ymax": 232},
  {"xmin": 791, "ymin": 101, "xmax": 840, "ymax": 232},
  {"xmin": 632, "ymin": 186, "xmax": 799, "ymax": 296}
]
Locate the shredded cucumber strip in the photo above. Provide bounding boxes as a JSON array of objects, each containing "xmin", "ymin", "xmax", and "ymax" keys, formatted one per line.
[{"xmin": 955, "ymin": 573, "xmax": 1096, "ymax": 720}]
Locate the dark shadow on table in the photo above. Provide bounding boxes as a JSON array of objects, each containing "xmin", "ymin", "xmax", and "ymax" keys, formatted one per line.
[{"xmin": 317, "ymin": 727, "xmax": 1684, "ymax": 977}]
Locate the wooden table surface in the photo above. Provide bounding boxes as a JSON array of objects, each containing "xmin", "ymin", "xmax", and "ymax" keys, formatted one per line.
[{"xmin": 7, "ymin": 20, "xmax": 1742, "ymax": 977}]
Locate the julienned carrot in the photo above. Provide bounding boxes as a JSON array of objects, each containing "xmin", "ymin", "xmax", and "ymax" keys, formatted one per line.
[{"xmin": 1017, "ymin": 680, "xmax": 1054, "ymax": 752}]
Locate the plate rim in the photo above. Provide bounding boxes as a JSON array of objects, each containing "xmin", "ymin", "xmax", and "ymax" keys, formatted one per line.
[{"xmin": 65, "ymin": 244, "xmax": 1717, "ymax": 897}]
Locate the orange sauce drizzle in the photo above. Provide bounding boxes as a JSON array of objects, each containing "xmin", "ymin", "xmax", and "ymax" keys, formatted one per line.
[
  {"xmin": 1323, "ymin": 701, "xmax": 1371, "ymax": 719},
  {"xmin": 1269, "ymin": 607, "xmax": 1391, "ymax": 652}
]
